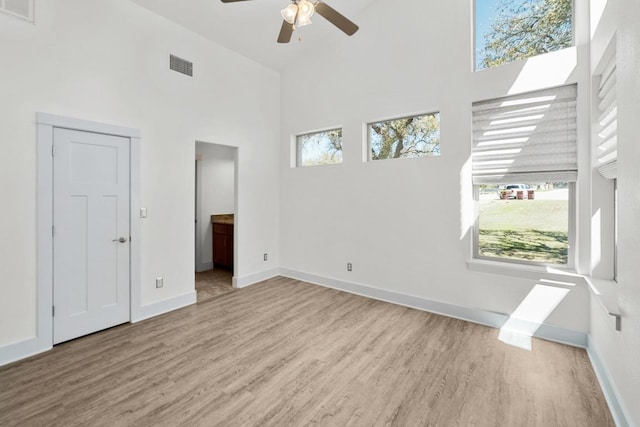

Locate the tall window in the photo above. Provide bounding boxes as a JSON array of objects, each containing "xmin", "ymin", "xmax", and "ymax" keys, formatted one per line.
[
  {"xmin": 296, "ymin": 128, "xmax": 343, "ymax": 167},
  {"xmin": 368, "ymin": 113, "xmax": 440, "ymax": 161},
  {"xmin": 475, "ymin": 0, "xmax": 574, "ymax": 70},
  {"xmin": 472, "ymin": 85, "xmax": 577, "ymax": 266}
]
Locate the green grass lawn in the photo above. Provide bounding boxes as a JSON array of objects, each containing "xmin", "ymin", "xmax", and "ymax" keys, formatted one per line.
[{"xmin": 478, "ymin": 199, "xmax": 568, "ymax": 264}]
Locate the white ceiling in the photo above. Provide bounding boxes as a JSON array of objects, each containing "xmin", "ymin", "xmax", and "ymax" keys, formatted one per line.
[{"xmin": 130, "ymin": 0, "xmax": 377, "ymax": 71}]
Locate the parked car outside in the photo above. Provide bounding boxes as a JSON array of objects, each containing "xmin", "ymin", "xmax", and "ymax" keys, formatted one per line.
[{"xmin": 498, "ymin": 184, "xmax": 529, "ymax": 199}]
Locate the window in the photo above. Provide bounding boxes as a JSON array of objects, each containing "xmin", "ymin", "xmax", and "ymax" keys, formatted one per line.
[
  {"xmin": 477, "ymin": 182, "xmax": 572, "ymax": 264},
  {"xmin": 475, "ymin": 0, "xmax": 573, "ymax": 70},
  {"xmin": 296, "ymin": 128, "xmax": 342, "ymax": 167},
  {"xmin": 368, "ymin": 113, "xmax": 440, "ymax": 161},
  {"xmin": 472, "ymin": 85, "xmax": 577, "ymax": 266}
]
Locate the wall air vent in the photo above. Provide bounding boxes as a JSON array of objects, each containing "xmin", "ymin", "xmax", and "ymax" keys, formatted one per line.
[
  {"xmin": 170, "ymin": 54, "xmax": 193, "ymax": 77},
  {"xmin": 1, "ymin": 0, "xmax": 34, "ymax": 22}
]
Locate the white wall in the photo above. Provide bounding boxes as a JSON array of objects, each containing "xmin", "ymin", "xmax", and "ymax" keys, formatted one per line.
[
  {"xmin": 589, "ymin": 0, "xmax": 640, "ymax": 424},
  {"xmin": 0, "ymin": 0, "xmax": 280, "ymax": 348},
  {"xmin": 195, "ymin": 142, "xmax": 236, "ymax": 272},
  {"xmin": 280, "ymin": 1, "xmax": 592, "ymax": 334}
]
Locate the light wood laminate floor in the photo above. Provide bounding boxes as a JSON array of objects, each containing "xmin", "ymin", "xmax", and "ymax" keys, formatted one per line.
[{"xmin": 0, "ymin": 277, "xmax": 614, "ymax": 426}]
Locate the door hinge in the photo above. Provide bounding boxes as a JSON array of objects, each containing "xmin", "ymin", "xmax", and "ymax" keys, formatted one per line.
[
  {"xmin": 52, "ymin": 225, "xmax": 55, "ymax": 237},
  {"xmin": 52, "ymin": 306, "xmax": 55, "ymax": 317},
  {"xmin": 51, "ymin": 145, "xmax": 56, "ymax": 157}
]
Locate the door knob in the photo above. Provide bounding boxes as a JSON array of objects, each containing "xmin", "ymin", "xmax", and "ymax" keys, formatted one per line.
[{"xmin": 113, "ymin": 237, "xmax": 128, "ymax": 243}]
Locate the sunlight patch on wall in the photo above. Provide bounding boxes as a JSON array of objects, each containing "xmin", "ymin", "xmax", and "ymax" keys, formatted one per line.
[
  {"xmin": 590, "ymin": 0, "xmax": 608, "ymax": 38},
  {"xmin": 499, "ymin": 284, "xmax": 571, "ymax": 350},
  {"xmin": 460, "ymin": 156, "xmax": 475, "ymax": 240},
  {"xmin": 508, "ymin": 48, "xmax": 577, "ymax": 95}
]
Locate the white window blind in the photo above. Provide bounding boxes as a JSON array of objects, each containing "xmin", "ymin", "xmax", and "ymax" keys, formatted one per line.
[
  {"xmin": 472, "ymin": 85, "xmax": 578, "ymax": 184},
  {"xmin": 596, "ymin": 54, "xmax": 617, "ymax": 179}
]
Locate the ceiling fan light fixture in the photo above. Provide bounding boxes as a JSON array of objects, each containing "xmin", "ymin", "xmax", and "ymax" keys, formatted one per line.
[
  {"xmin": 297, "ymin": 0, "xmax": 314, "ymax": 19},
  {"xmin": 221, "ymin": 0, "xmax": 359, "ymax": 44},
  {"xmin": 297, "ymin": 15, "xmax": 312, "ymax": 26},
  {"xmin": 281, "ymin": 3, "xmax": 298, "ymax": 24}
]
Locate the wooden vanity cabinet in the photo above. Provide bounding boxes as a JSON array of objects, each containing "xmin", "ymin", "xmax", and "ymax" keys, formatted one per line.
[{"xmin": 212, "ymin": 223, "xmax": 233, "ymax": 271}]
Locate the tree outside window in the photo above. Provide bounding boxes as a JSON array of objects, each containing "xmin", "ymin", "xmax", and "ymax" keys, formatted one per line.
[
  {"xmin": 475, "ymin": 0, "xmax": 573, "ymax": 70},
  {"xmin": 297, "ymin": 129, "xmax": 343, "ymax": 167},
  {"xmin": 369, "ymin": 113, "xmax": 440, "ymax": 161}
]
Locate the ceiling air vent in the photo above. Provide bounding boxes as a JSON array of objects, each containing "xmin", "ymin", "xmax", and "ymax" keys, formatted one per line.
[
  {"xmin": 1, "ymin": 0, "xmax": 34, "ymax": 22},
  {"xmin": 170, "ymin": 54, "xmax": 193, "ymax": 77}
]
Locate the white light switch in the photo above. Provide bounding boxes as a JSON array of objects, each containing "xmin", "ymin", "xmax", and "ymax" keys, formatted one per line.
[{"xmin": 140, "ymin": 208, "xmax": 147, "ymax": 218}]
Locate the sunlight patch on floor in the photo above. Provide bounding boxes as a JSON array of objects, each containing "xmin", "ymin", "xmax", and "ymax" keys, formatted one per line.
[{"xmin": 499, "ymin": 284, "xmax": 571, "ymax": 350}]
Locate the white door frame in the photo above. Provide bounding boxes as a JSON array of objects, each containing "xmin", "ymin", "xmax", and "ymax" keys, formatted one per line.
[
  {"xmin": 194, "ymin": 141, "xmax": 239, "ymax": 282},
  {"xmin": 36, "ymin": 113, "xmax": 141, "ymax": 350}
]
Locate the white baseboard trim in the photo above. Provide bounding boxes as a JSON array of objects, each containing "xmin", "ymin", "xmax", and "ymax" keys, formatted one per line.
[
  {"xmin": 233, "ymin": 268, "xmax": 280, "ymax": 289},
  {"xmin": 279, "ymin": 268, "xmax": 588, "ymax": 349},
  {"xmin": 2, "ymin": 291, "xmax": 198, "ymax": 366},
  {"xmin": 132, "ymin": 290, "xmax": 197, "ymax": 323},
  {"xmin": 587, "ymin": 335, "xmax": 633, "ymax": 427},
  {"xmin": 0, "ymin": 337, "xmax": 51, "ymax": 368},
  {"xmin": 527, "ymin": 323, "xmax": 587, "ymax": 348}
]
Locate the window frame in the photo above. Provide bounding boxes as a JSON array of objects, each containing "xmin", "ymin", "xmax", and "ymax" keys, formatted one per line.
[
  {"xmin": 294, "ymin": 127, "xmax": 343, "ymax": 168},
  {"xmin": 366, "ymin": 111, "xmax": 441, "ymax": 162},
  {"xmin": 472, "ymin": 183, "xmax": 576, "ymax": 270},
  {"xmin": 473, "ymin": 0, "xmax": 576, "ymax": 72}
]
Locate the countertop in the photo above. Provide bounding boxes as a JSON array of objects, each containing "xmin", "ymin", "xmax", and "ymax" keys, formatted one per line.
[{"xmin": 211, "ymin": 214, "xmax": 234, "ymax": 225}]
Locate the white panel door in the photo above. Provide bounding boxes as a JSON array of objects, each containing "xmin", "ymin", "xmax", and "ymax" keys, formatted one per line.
[{"xmin": 53, "ymin": 128, "xmax": 130, "ymax": 344}]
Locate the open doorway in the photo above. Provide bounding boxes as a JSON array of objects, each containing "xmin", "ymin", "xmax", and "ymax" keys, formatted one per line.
[{"xmin": 195, "ymin": 141, "xmax": 237, "ymax": 303}]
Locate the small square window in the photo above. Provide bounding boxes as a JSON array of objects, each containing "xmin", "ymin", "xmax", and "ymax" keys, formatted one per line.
[
  {"xmin": 296, "ymin": 129, "xmax": 343, "ymax": 167},
  {"xmin": 368, "ymin": 113, "xmax": 440, "ymax": 161},
  {"xmin": 474, "ymin": 0, "xmax": 573, "ymax": 70}
]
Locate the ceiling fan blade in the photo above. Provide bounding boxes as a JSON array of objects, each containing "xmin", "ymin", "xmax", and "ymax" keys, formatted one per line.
[
  {"xmin": 314, "ymin": 2, "xmax": 359, "ymax": 36},
  {"xmin": 277, "ymin": 20, "xmax": 294, "ymax": 43}
]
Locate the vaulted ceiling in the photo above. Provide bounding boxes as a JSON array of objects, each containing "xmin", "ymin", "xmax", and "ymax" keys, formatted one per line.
[{"xmin": 130, "ymin": 0, "xmax": 377, "ymax": 70}]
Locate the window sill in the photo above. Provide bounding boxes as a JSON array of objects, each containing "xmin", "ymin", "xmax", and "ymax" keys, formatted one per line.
[
  {"xmin": 467, "ymin": 259, "xmax": 580, "ymax": 285},
  {"xmin": 584, "ymin": 277, "xmax": 622, "ymax": 331},
  {"xmin": 467, "ymin": 259, "xmax": 622, "ymax": 330}
]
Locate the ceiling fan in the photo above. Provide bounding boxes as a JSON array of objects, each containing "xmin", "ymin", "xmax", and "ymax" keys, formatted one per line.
[{"xmin": 220, "ymin": 0, "xmax": 359, "ymax": 44}]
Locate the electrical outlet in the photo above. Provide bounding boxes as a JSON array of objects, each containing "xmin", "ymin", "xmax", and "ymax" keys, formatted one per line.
[
  {"xmin": 347, "ymin": 263, "xmax": 352, "ymax": 272},
  {"xmin": 140, "ymin": 208, "xmax": 147, "ymax": 218},
  {"xmin": 264, "ymin": 253, "xmax": 268, "ymax": 261},
  {"xmin": 156, "ymin": 277, "xmax": 163, "ymax": 288}
]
